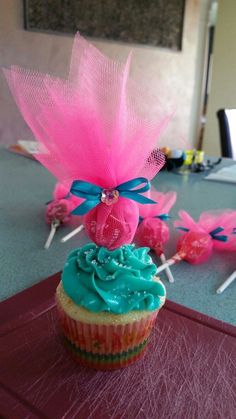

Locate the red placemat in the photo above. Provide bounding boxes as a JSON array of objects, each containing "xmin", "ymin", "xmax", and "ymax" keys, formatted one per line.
[{"xmin": 1, "ymin": 273, "xmax": 236, "ymax": 419}]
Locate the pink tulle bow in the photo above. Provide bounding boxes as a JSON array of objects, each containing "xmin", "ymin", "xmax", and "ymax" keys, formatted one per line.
[
  {"xmin": 138, "ymin": 189, "xmax": 177, "ymax": 219},
  {"xmin": 4, "ymin": 33, "xmax": 172, "ymax": 249},
  {"xmin": 174, "ymin": 210, "xmax": 236, "ymax": 264}
]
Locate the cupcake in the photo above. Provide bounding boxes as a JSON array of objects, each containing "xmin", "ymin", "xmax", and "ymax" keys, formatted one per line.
[{"xmin": 56, "ymin": 243, "xmax": 166, "ymax": 370}]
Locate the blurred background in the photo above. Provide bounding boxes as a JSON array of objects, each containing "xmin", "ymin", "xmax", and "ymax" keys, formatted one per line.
[{"xmin": 0, "ymin": 0, "xmax": 235, "ymax": 157}]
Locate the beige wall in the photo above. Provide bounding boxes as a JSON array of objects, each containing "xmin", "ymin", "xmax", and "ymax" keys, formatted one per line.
[
  {"xmin": 0, "ymin": 0, "xmax": 207, "ymax": 149},
  {"xmin": 204, "ymin": 0, "xmax": 236, "ymax": 156}
]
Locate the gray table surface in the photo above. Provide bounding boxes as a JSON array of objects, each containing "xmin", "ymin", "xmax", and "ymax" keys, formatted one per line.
[{"xmin": 1, "ymin": 148, "xmax": 236, "ymax": 325}]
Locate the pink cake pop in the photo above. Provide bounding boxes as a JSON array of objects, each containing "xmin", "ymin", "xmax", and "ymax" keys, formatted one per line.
[
  {"xmin": 85, "ymin": 197, "xmax": 139, "ymax": 250},
  {"xmin": 136, "ymin": 189, "xmax": 176, "ymax": 253},
  {"xmin": 136, "ymin": 216, "xmax": 170, "ymax": 256},
  {"xmin": 46, "ymin": 198, "xmax": 74, "ymax": 225},
  {"xmin": 135, "ymin": 189, "xmax": 177, "ymax": 281},
  {"xmin": 176, "ymin": 230, "xmax": 213, "ymax": 264},
  {"xmin": 46, "ymin": 181, "xmax": 80, "ymax": 225},
  {"xmin": 45, "ymin": 182, "xmax": 83, "ymax": 249}
]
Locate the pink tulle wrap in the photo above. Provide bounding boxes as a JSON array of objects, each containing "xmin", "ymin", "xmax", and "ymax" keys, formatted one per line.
[
  {"xmin": 174, "ymin": 210, "xmax": 236, "ymax": 264},
  {"xmin": 135, "ymin": 190, "xmax": 176, "ymax": 255},
  {"xmin": 4, "ymin": 34, "xmax": 171, "ymax": 249},
  {"xmin": 138, "ymin": 189, "xmax": 177, "ymax": 219},
  {"xmin": 53, "ymin": 183, "xmax": 70, "ymax": 201}
]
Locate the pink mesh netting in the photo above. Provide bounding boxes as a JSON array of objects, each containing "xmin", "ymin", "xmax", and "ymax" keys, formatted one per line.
[
  {"xmin": 138, "ymin": 189, "xmax": 177, "ymax": 218},
  {"xmin": 53, "ymin": 182, "xmax": 71, "ymax": 200},
  {"xmin": 4, "ymin": 33, "xmax": 172, "ymax": 248},
  {"xmin": 198, "ymin": 210, "xmax": 236, "ymax": 251},
  {"xmin": 53, "ymin": 181, "xmax": 83, "ymax": 207}
]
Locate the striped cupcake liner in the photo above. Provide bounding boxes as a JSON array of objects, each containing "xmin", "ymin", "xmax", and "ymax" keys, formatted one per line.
[
  {"xmin": 56, "ymin": 301, "xmax": 158, "ymax": 369},
  {"xmin": 64, "ymin": 336, "xmax": 148, "ymax": 370}
]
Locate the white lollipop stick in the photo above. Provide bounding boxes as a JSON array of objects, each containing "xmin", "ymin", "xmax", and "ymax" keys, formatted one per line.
[
  {"xmin": 156, "ymin": 258, "xmax": 176, "ymax": 274},
  {"xmin": 61, "ymin": 225, "xmax": 84, "ymax": 243},
  {"xmin": 216, "ymin": 271, "xmax": 236, "ymax": 294},
  {"xmin": 156, "ymin": 252, "xmax": 184, "ymax": 275},
  {"xmin": 160, "ymin": 253, "xmax": 175, "ymax": 283},
  {"xmin": 44, "ymin": 219, "xmax": 60, "ymax": 249}
]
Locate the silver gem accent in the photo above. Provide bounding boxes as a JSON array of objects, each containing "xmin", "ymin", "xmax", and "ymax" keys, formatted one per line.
[{"xmin": 101, "ymin": 189, "xmax": 119, "ymax": 205}]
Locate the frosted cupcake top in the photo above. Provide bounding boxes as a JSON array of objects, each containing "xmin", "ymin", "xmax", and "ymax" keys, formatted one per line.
[{"xmin": 62, "ymin": 243, "xmax": 166, "ymax": 314}]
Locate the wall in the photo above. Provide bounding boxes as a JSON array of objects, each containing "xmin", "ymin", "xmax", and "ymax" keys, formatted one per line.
[
  {"xmin": 203, "ymin": 0, "xmax": 236, "ymax": 156},
  {"xmin": 0, "ymin": 0, "xmax": 206, "ymax": 149}
]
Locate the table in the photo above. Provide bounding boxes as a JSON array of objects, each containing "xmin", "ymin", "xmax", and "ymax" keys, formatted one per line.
[
  {"xmin": 1, "ymin": 272, "xmax": 236, "ymax": 419},
  {"xmin": 1, "ymin": 148, "xmax": 236, "ymax": 419},
  {"xmin": 0, "ymin": 148, "xmax": 236, "ymax": 325}
]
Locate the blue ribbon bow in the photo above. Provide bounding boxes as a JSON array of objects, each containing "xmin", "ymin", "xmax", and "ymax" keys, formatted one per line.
[
  {"xmin": 139, "ymin": 214, "xmax": 170, "ymax": 224},
  {"xmin": 176, "ymin": 227, "xmax": 189, "ymax": 232},
  {"xmin": 70, "ymin": 177, "xmax": 156, "ymax": 215},
  {"xmin": 209, "ymin": 227, "xmax": 228, "ymax": 242},
  {"xmin": 155, "ymin": 214, "xmax": 170, "ymax": 221}
]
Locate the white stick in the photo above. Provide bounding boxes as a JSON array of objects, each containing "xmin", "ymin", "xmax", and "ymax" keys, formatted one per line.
[
  {"xmin": 44, "ymin": 220, "xmax": 60, "ymax": 249},
  {"xmin": 216, "ymin": 271, "xmax": 236, "ymax": 294},
  {"xmin": 156, "ymin": 258, "xmax": 176, "ymax": 274},
  {"xmin": 160, "ymin": 253, "xmax": 175, "ymax": 283},
  {"xmin": 61, "ymin": 225, "xmax": 84, "ymax": 243},
  {"xmin": 156, "ymin": 252, "xmax": 184, "ymax": 275}
]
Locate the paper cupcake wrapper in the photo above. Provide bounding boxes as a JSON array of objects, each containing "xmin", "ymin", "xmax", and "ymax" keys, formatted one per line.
[
  {"xmin": 63, "ymin": 336, "xmax": 149, "ymax": 370},
  {"xmin": 56, "ymin": 300, "xmax": 158, "ymax": 369}
]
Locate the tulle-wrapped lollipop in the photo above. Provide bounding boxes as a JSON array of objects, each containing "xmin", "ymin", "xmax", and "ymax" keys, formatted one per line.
[
  {"xmin": 176, "ymin": 210, "xmax": 236, "ymax": 294},
  {"xmin": 155, "ymin": 209, "xmax": 236, "ymax": 275},
  {"xmin": 45, "ymin": 182, "xmax": 83, "ymax": 249},
  {"xmin": 4, "ymin": 33, "xmax": 171, "ymax": 249},
  {"xmin": 135, "ymin": 189, "xmax": 177, "ymax": 282}
]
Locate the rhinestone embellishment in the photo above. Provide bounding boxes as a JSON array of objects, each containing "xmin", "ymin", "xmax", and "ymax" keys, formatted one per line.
[{"xmin": 101, "ymin": 189, "xmax": 119, "ymax": 205}]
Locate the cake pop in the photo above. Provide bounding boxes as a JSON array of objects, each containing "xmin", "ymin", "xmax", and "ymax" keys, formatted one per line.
[
  {"xmin": 135, "ymin": 190, "xmax": 177, "ymax": 281},
  {"xmin": 45, "ymin": 182, "xmax": 82, "ymax": 248}
]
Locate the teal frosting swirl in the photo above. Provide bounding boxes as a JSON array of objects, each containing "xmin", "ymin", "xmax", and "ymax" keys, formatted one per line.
[{"xmin": 62, "ymin": 243, "xmax": 166, "ymax": 314}]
